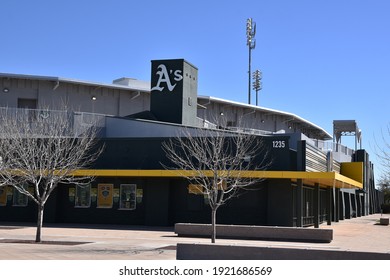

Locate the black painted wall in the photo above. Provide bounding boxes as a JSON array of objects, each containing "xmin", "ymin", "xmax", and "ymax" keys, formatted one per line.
[
  {"xmin": 0, "ymin": 135, "xmax": 296, "ymax": 226},
  {"xmin": 92, "ymin": 135, "xmax": 292, "ymax": 171},
  {"xmin": 266, "ymin": 179, "xmax": 294, "ymax": 226}
]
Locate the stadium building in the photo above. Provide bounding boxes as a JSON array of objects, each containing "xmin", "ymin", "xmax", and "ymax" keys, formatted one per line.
[{"xmin": 0, "ymin": 59, "xmax": 381, "ymax": 227}]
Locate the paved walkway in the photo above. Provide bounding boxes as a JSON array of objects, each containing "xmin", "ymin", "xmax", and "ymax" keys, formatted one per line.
[{"xmin": 0, "ymin": 214, "xmax": 389, "ymax": 260}]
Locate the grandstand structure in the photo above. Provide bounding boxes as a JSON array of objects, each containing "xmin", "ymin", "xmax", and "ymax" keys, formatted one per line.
[{"xmin": 0, "ymin": 59, "xmax": 380, "ymax": 227}]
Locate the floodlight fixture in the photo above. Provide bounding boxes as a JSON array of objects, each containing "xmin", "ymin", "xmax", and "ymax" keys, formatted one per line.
[
  {"xmin": 252, "ymin": 69, "xmax": 263, "ymax": 106},
  {"xmin": 246, "ymin": 18, "xmax": 256, "ymax": 105}
]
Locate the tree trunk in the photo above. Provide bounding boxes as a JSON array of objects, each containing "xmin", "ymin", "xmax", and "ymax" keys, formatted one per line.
[
  {"xmin": 35, "ymin": 204, "xmax": 44, "ymax": 243},
  {"xmin": 211, "ymin": 208, "xmax": 217, "ymax": 243}
]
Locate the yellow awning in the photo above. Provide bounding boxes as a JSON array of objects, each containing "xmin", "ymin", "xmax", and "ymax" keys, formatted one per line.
[{"xmin": 73, "ymin": 169, "xmax": 363, "ymax": 189}]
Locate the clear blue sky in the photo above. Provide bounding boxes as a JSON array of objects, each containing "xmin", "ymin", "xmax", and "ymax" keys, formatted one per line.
[{"xmin": 1, "ymin": 0, "xmax": 389, "ymax": 179}]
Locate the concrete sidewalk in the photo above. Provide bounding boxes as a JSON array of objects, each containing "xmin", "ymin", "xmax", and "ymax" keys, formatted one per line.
[{"xmin": 0, "ymin": 214, "xmax": 389, "ymax": 260}]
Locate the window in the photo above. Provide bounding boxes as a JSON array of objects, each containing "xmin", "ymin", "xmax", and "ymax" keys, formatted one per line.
[
  {"xmin": 13, "ymin": 185, "xmax": 28, "ymax": 207},
  {"xmin": 119, "ymin": 184, "xmax": 136, "ymax": 210},
  {"xmin": 75, "ymin": 184, "xmax": 91, "ymax": 208},
  {"xmin": 17, "ymin": 98, "xmax": 38, "ymax": 121},
  {"xmin": 17, "ymin": 98, "xmax": 37, "ymax": 109}
]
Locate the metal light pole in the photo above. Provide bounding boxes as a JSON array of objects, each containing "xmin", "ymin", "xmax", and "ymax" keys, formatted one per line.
[
  {"xmin": 246, "ymin": 18, "xmax": 256, "ymax": 104},
  {"xmin": 252, "ymin": 69, "xmax": 262, "ymax": 106}
]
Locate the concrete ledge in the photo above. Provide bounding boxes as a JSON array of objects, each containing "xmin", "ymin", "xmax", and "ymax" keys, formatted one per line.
[
  {"xmin": 175, "ymin": 223, "xmax": 333, "ymax": 243},
  {"xmin": 380, "ymin": 217, "xmax": 389, "ymax": 225},
  {"xmin": 176, "ymin": 243, "xmax": 390, "ymax": 260}
]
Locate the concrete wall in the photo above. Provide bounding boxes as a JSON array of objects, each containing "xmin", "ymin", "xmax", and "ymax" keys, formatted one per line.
[
  {"xmin": 175, "ymin": 223, "xmax": 333, "ymax": 242},
  {"xmin": 176, "ymin": 243, "xmax": 390, "ymax": 260},
  {"xmin": 0, "ymin": 77, "xmax": 150, "ymax": 116}
]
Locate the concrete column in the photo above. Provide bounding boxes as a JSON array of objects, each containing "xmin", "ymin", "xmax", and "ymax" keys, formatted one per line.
[
  {"xmin": 327, "ymin": 187, "xmax": 332, "ymax": 225},
  {"xmin": 296, "ymin": 179, "xmax": 303, "ymax": 227},
  {"xmin": 314, "ymin": 183, "xmax": 320, "ymax": 228},
  {"xmin": 339, "ymin": 190, "xmax": 345, "ymax": 221},
  {"xmin": 345, "ymin": 193, "xmax": 351, "ymax": 219},
  {"xmin": 356, "ymin": 192, "xmax": 362, "ymax": 217},
  {"xmin": 335, "ymin": 188, "xmax": 340, "ymax": 222}
]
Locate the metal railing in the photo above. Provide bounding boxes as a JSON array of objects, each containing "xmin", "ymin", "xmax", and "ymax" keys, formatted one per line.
[
  {"xmin": 0, "ymin": 107, "xmax": 109, "ymax": 137},
  {"xmin": 309, "ymin": 139, "xmax": 354, "ymax": 157},
  {"xmin": 226, "ymin": 126, "xmax": 272, "ymax": 135}
]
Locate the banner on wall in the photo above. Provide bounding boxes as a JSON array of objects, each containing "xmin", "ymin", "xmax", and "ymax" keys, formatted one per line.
[
  {"xmin": 97, "ymin": 184, "xmax": 113, "ymax": 208},
  {"xmin": 0, "ymin": 186, "xmax": 7, "ymax": 206}
]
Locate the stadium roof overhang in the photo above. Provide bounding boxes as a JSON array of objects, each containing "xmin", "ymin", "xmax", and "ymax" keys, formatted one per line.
[
  {"xmin": 197, "ymin": 96, "xmax": 332, "ymax": 140},
  {"xmin": 0, "ymin": 72, "xmax": 150, "ymax": 92}
]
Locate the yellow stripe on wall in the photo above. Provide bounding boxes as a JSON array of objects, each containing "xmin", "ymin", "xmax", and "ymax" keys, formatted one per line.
[{"xmin": 72, "ymin": 169, "xmax": 362, "ymax": 189}]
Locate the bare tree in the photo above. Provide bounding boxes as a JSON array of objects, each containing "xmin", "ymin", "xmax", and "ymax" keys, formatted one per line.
[
  {"xmin": 373, "ymin": 125, "xmax": 390, "ymax": 213},
  {"xmin": 378, "ymin": 174, "xmax": 390, "ymax": 205},
  {"xmin": 375, "ymin": 125, "xmax": 390, "ymax": 175},
  {"xmin": 162, "ymin": 124, "xmax": 270, "ymax": 243},
  {"xmin": 0, "ymin": 107, "xmax": 103, "ymax": 242}
]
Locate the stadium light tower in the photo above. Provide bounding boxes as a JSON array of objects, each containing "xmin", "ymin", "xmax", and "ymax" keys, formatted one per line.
[
  {"xmin": 252, "ymin": 69, "xmax": 262, "ymax": 106},
  {"xmin": 246, "ymin": 18, "xmax": 256, "ymax": 104}
]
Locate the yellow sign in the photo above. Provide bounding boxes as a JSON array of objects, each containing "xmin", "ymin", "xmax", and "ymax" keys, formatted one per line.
[
  {"xmin": 136, "ymin": 188, "xmax": 143, "ymax": 203},
  {"xmin": 0, "ymin": 186, "xmax": 7, "ymax": 206},
  {"xmin": 97, "ymin": 184, "xmax": 113, "ymax": 208},
  {"xmin": 68, "ymin": 187, "xmax": 75, "ymax": 197},
  {"xmin": 188, "ymin": 184, "xmax": 203, "ymax": 195}
]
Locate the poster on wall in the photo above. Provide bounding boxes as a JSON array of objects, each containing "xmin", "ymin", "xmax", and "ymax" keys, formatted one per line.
[
  {"xmin": 7, "ymin": 186, "xmax": 13, "ymax": 195},
  {"xmin": 188, "ymin": 184, "xmax": 203, "ymax": 195},
  {"xmin": 13, "ymin": 186, "xmax": 28, "ymax": 207},
  {"xmin": 75, "ymin": 185, "xmax": 91, "ymax": 208},
  {"xmin": 119, "ymin": 184, "xmax": 136, "ymax": 210},
  {"xmin": 91, "ymin": 187, "xmax": 97, "ymax": 202},
  {"xmin": 97, "ymin": 184, "xmax": 113, "ymax": 208},
  {"xmin": 68, "ymin": 187, "xmax": 75, "ymax": 203},
  {"xmin": 136, "ymin": 188, "xmax": 143, "ymax": 203},
  {"xmin": 0, "ymin": 186, "xmax": 7, "ymax": 206}
]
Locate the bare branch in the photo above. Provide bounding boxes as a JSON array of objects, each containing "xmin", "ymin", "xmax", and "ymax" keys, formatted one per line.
[
  {"xmin": 0, "ymin": 106, "xmax": 103, "ymax": 242},
  {"xmin": 162, "ymin": 116, "xmax": 271, "ymax": 242},
  {"xmin": 374, "ymin": 124, "xmax": 390, "ymax": 175}
]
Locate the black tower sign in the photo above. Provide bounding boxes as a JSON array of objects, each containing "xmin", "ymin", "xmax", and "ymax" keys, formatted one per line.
[{"xmin": 150, "ymin": 59, "xmax": 198, "ymax": 126}]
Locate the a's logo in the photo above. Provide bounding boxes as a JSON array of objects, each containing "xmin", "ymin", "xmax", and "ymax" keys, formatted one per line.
[{"xmin": 151, "ymin": 64, "xmax": 183, "ymax": 92}]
